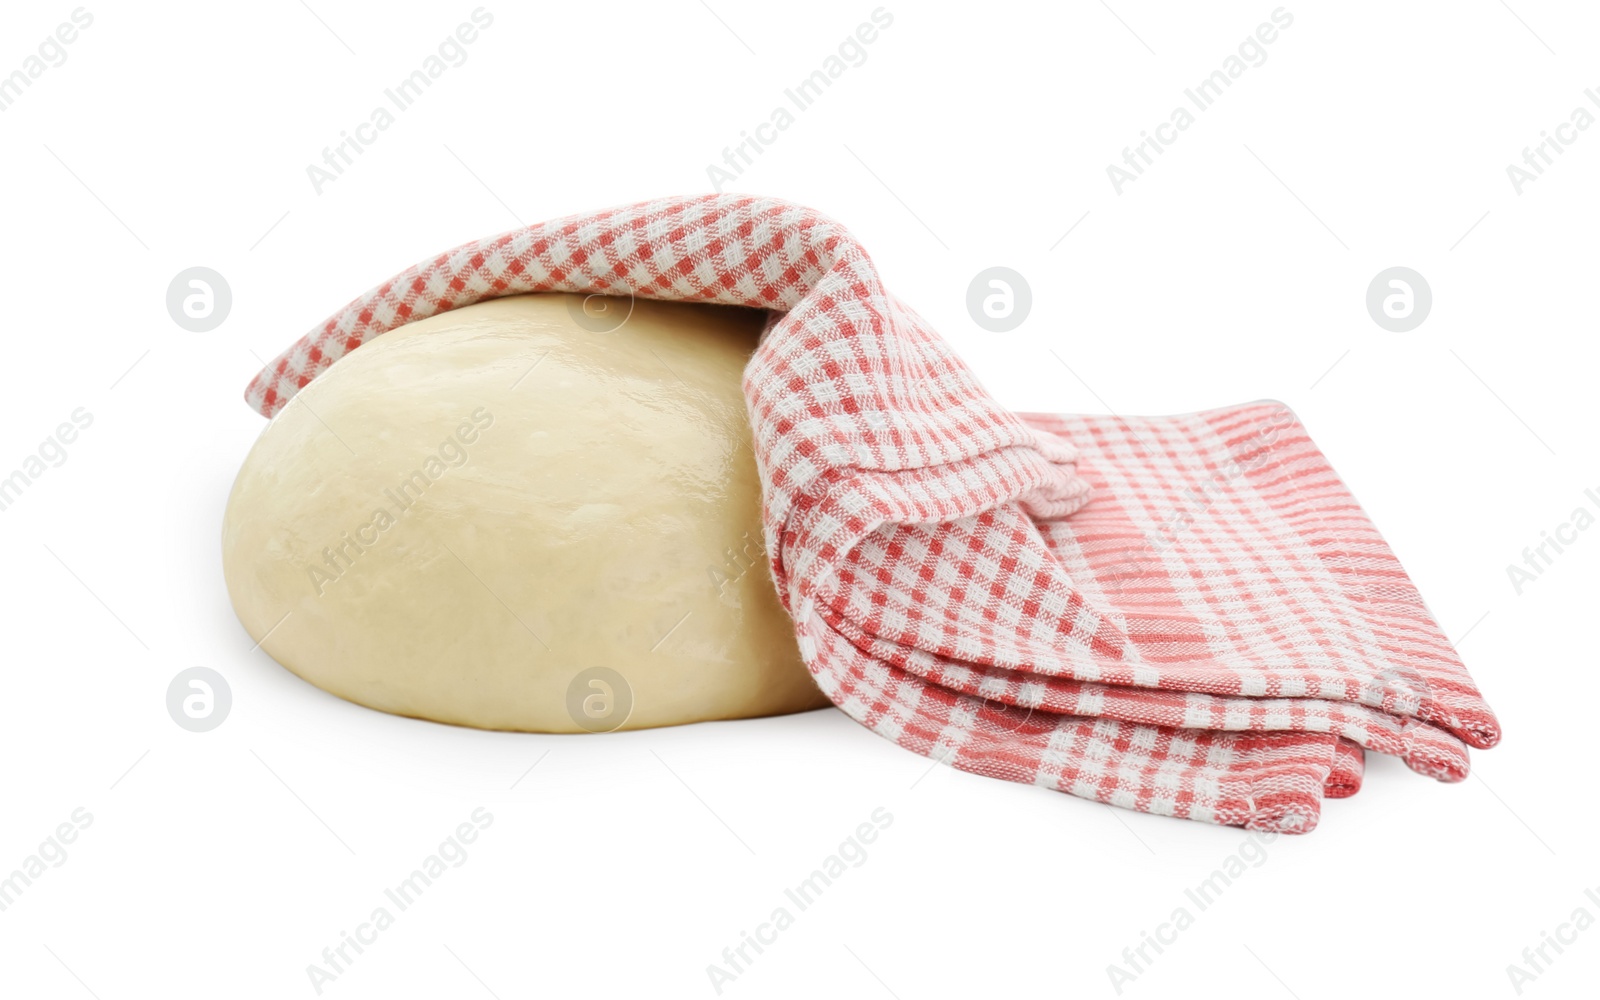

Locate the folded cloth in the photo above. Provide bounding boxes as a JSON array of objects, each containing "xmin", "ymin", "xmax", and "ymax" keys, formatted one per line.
[{"xmin": 245, "ymin": 194, "xmax": 1500, "ymax": 833}]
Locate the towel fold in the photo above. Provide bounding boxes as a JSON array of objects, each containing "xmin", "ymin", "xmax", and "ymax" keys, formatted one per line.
[{"xmin": 245, "ymin": 194, "xmax": 1499, "ymax": 833}]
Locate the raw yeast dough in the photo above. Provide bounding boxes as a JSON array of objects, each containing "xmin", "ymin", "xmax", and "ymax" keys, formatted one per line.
[{"xmin": 223, "ymin": 294, "xmax": 829, "ymax": 732}]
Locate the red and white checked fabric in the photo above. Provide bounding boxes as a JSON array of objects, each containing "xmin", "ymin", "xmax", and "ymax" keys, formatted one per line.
[{"xmin": 245, "ymin": 194, "xmax": 1500, "ymax": 833}]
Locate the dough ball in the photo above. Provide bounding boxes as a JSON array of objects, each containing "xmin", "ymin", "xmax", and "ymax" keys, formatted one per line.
[{"xmin": 223, "ymin": 294, "xmax": 828, "ymax": 732}]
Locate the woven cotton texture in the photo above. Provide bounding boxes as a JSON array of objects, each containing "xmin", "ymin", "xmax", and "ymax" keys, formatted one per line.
[{"xmin": 245, "ymin": 194, "xmax": 1500, "ymax": 834}]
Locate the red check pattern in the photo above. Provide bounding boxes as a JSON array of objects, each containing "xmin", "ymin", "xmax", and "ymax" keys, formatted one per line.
[{"xmin": 245, "ymin": 194, "xmax": 1500, "ymax": 833}]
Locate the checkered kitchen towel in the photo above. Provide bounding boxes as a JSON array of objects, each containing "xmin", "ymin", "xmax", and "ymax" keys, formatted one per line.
[{"xmin": 246, "ymin": 195, "xmax": 1500, "ymax": 833}]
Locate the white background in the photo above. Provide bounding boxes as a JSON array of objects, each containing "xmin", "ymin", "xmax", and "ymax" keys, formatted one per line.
[{"xmin": 1, "ymin": 1, "xmax": 1596, "ymax": 997}]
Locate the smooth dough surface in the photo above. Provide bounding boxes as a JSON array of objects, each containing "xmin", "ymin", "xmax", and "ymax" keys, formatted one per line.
[{"xmin": 223, "ymin": 294, "xmax": 829, "ymax": 732}]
